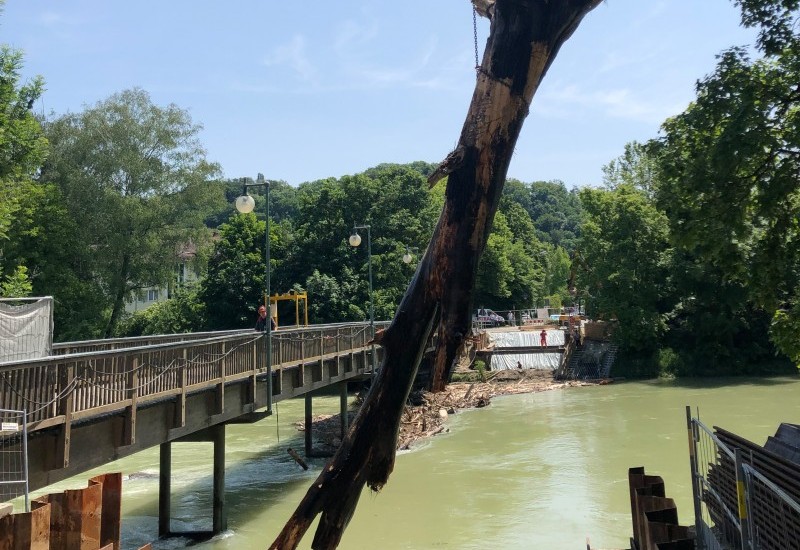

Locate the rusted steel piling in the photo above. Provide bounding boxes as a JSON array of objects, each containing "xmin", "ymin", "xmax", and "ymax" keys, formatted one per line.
[
  {"xmin": 0, "ymin": 472, "xmax": 133, "ymax": 550},
  {"xmin": 628, "ymin": 467, "xmax": 694, "ymax": 550}
]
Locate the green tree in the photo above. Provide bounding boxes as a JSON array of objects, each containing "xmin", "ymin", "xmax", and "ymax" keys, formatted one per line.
[
  {"xmin": 526, "ymin": 180, "xmax": 584, "ymax": 251},
  {"xmin": 284, "ymin": 164, "xmax": 439, "ymax": 323},
  {"xmin": 199, "ymin": 212, "xmax": 279, "ymax": 329},
  {"xmin": 115, "ymin": 286, "xmax": 206, "ymax": 336},
  {"xmin": 40, "ymin": 88, "xmax": 223, "ymax": 337},
  {"xmin": 602, "ymin": 141, "xmax": 658, "ymax": 197},
  {"xmin": 543, "ymin": 246, "xmax": 571, "ymax": 306},
  {"xmin": 0, "ymin": 42, "xmax": 48, "ymax": 299},
  {"xmin": 474, "ymin": 210, "xmax": 543, "ymax": 311},
  {"xmin": 0, "ymin": 265, "xmax": 32, "ymax": 297},
  {"xmin": 653, "ymin": 2, "xmax": 800, "ymax": 365},
  {"xmin": 578, "ymin": 185, "xmax": 673, "ymax": 355},
  {"xmin": 305, "ymin": 269, "xmax": 363, "ymax": 323},
  {"xmin": 0, "ymin": 45, "xmax": 47, "ymax": 242}
]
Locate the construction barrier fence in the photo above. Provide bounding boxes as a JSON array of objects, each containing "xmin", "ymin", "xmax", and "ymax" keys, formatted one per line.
[
  {"xmin": 687, "ymin": 406, "xmax": 800, "ymax": 550},
  {"xmin": 0, "ymin": 409, "xmax": 28, "ymax": 512}
]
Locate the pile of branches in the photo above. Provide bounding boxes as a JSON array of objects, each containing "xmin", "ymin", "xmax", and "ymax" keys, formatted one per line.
[{"xmin": 298, "ymin": 371, "xmax": 595, "ymax": 453}]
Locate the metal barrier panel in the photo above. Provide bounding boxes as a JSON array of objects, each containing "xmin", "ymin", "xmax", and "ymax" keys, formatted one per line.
[
  {"xmin": 0, "ymin": 409, "xmax": 28, "ymax": 510},
  {"xmin": 689, "ymin": 410, "xmax": 800, "ymax": 550},
  {"xmin": 742, "ymin": 464, "xmax": 800, "ymax": 550},
  {"xmin": 690, "ymin": 416, "xmax": 743, "ymax": 549}
]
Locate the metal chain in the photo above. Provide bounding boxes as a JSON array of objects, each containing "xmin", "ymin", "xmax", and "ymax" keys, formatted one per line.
[{"xmin": 473, "ymin": 5, "xmax": 480, "ymax": 74}]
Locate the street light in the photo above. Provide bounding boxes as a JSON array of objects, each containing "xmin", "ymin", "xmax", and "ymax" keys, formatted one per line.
[
  {"xmin": 235, "ymin": 173, "xmax": 272, "ymax": 414},
  {"xmin": 349, "ymin": 224, "xmax": 375, "ymax": 371},
  {"xmin": 402, "ymin": 246, "xmax": 419, "ymax": 265}
]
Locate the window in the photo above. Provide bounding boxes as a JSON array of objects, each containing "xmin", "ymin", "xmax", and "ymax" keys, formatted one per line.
[
  {"xmin": 147, "ymin": 289, "xmax": 159, "ymax": 301},
  {"xmin": 177, "ymin": 262, "xmax": 187, "ymax": 285}
]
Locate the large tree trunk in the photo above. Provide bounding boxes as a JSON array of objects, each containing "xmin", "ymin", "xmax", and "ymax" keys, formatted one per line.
[{"xmin": 270, "ymin": 1, "xmax": 601, "ymax": 548}]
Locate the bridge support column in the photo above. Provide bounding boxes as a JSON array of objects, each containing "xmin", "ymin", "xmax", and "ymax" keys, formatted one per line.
[
  {"xmin": 339, "ymin": 382, "xmax": 349, "ymax": 440},
  {"xmin": 159, "ymin": 442, "xmax": 171, "ymax": 537},
  {"xmin": 212, "ymin": 423, "xmax": 227, "ymax": 533},
  {"xmin": 159, "ymin": 425, "xmax": 226, "ymax": 538},
  {"xmin": 305, "ymin": 393, "xmax": 313, "ymax": 456}
]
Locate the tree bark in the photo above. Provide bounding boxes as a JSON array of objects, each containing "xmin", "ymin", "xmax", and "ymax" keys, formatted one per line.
[{"xmin": 269, "ymin": 1, "xmax": 601, "ymax": 548}]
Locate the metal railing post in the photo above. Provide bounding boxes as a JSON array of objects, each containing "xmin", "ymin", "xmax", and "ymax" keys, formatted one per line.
[
  {"xmin": 735, "ymin": 447, "xmax": 752, "ymax": 550},
  {"xmin": 21, "ymin": 409, "xmax": 29, "ymax": 512},
  {"xmin": 685, "ymin": 406, "xmax": 705, "ymax": 550}
]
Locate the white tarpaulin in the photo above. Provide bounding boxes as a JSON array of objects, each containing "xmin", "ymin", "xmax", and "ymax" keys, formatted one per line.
[
  {"xmin": 488, "ymin": 329, "xmax": 565, "ymax": 348},
  {"xmin": 0, "ymin": 297, "xmax": 53, "ymax": 363},
  {"xmin": 490, "ymin": 352, "xmax": 561, "ymax": 371}
]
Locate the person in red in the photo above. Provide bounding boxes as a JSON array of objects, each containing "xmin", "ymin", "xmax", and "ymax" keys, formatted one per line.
[{"xmin": 540, "ymin": 329, "xmax": 547, "ymax": 347}]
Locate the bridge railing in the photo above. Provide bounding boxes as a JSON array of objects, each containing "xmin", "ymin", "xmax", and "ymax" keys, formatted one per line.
[
  {"xmin": 0, "ymin": 322, "xmax": 387, "ymax": 432},
  {"xmin": 50, "ymin": 329, "xmax": 252, "ymax": 355}
]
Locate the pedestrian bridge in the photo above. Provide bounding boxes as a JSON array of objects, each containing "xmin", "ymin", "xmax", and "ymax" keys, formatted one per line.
[{"xmin": 0, "ymin": 322, "xmax": 385, "ymax": 534}]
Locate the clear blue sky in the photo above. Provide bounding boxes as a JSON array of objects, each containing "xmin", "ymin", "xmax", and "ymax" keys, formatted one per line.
[{"xmin": 4, "ymin": 1, "xmax": 757, "ymax": 188}]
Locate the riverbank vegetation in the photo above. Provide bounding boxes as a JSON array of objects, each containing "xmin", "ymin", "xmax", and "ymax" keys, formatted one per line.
[{"xmin": 1, "ymin": 1, "xmax": 798, "ymax": 376}]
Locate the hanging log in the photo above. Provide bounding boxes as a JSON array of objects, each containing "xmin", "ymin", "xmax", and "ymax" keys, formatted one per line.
[{"xmin": 269, "ymin": 1, "xmax": 601, "ymax": 548}]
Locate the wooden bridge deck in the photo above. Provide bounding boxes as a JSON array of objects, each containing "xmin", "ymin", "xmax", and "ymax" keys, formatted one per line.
[{"xmin": 0, "ymin": 322, "xmax": 387, "ymax": 497}]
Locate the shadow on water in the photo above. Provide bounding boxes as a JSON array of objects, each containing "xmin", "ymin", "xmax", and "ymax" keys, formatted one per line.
[{"xmin": 114, "ymin": 402, "xmax": 346, "ymax": 549}]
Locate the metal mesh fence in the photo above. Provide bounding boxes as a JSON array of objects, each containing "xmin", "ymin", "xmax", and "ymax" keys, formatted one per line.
[
  {"xmin": 743, "ymin": 464, "xmax": 800, "ymax": 550},
  {"xmin": 689, "ymin": 408, "xmax": 800, "ymax": 550},
  {"xmin": 693, "ymin": 418, "xmax": 742, "ymax": 549},
  {"xmin": 0, "ymin": 409, "xmax": 29, "ymax": 511}
]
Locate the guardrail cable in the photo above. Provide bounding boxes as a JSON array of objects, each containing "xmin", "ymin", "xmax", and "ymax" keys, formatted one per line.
[{"xmin": 0, "ymin": 374, "xmax": 79, "ymax": 415}]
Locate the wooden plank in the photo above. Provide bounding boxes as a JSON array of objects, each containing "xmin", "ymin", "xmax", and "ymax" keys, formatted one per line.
[
  {"xmin": 27, "ymin": 415, "xmax": 66, "ymax": 432},
  {"xmin": 175, "ymin": 362, "xmax": 186, "ymax": 429},
  {"xmin": 215, "ymin": 342, "xmax": 226, "ymax": 415},
  {"xmin": 55, "ymin": 364, "xmax": 75, "ymax": 468},
  {"xmin": 124, "ymin": 358, "xmax": 138, "ymax": 446},
  {"xmin": 71, "ymin": 400, "xmax": 133, "ymax": 423}
]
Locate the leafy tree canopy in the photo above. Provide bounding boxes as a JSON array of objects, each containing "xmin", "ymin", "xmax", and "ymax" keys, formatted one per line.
[
  {"xmin": 0, "ymin": 42, "xmax": 47, "ymax": 298},
  {"xmin": 39, "ymin": 88, "xmax": 223, "ymax": 336},
  {"xmin": 653, "ymin": 1, "xmax": 800, "ymax": 364},
  {"xmin": 578, "ymin": 184, "xmax": 673, "ymax": 354}
]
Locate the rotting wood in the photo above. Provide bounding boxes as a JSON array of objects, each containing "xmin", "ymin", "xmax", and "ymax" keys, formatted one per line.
[
  {"xmin": 288, "ymin": 448, "xmax": 310, "ymax": 471},
  {"xmin": 269, "ymin": 1, "xmax": 602, "ymax": 548}
]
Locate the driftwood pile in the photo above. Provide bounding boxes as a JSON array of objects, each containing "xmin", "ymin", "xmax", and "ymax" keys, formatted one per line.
[{"xmin": 297, "ymin": 370, "xmax": 599, "ymax": 452}]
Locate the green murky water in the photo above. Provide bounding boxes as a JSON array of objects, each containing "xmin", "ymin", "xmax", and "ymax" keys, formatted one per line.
[{"xmin": 31, "ymin": 375, "xmax": 800, "ymax": 549}]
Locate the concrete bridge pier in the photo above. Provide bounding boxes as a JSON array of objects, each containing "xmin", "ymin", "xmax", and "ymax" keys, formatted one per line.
[
  {"xmin": 304, "ymin": 382, "xmax": 352, "ymax": 457},
  {"xmin": 159, "ymin": 424, "xmax": 227, "ymax": 539}
]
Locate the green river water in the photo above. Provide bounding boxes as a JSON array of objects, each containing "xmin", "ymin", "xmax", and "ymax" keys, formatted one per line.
[{"xmin": 31, "ymin": 375, "xmax": 800, "ymax": 549}]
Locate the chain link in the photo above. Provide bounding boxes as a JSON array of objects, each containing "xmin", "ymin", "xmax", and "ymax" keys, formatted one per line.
[{"xmin": 473, "ymin": 5, "xmax": 480, "ymax": 75}]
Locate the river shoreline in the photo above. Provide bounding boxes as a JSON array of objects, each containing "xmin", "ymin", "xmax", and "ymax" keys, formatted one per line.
[{"xmin": 297, "ymin": 369, "xmax": 605, "ymax": 452}]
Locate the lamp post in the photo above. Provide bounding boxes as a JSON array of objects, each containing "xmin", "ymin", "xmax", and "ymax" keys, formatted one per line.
[
  {"xmin": 348, "ymin": 224, "xmax": 375, "ymax": 371},
  {"xmin": 235, "ymin": 173, "xmax": 272, "ymax": 414}
]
